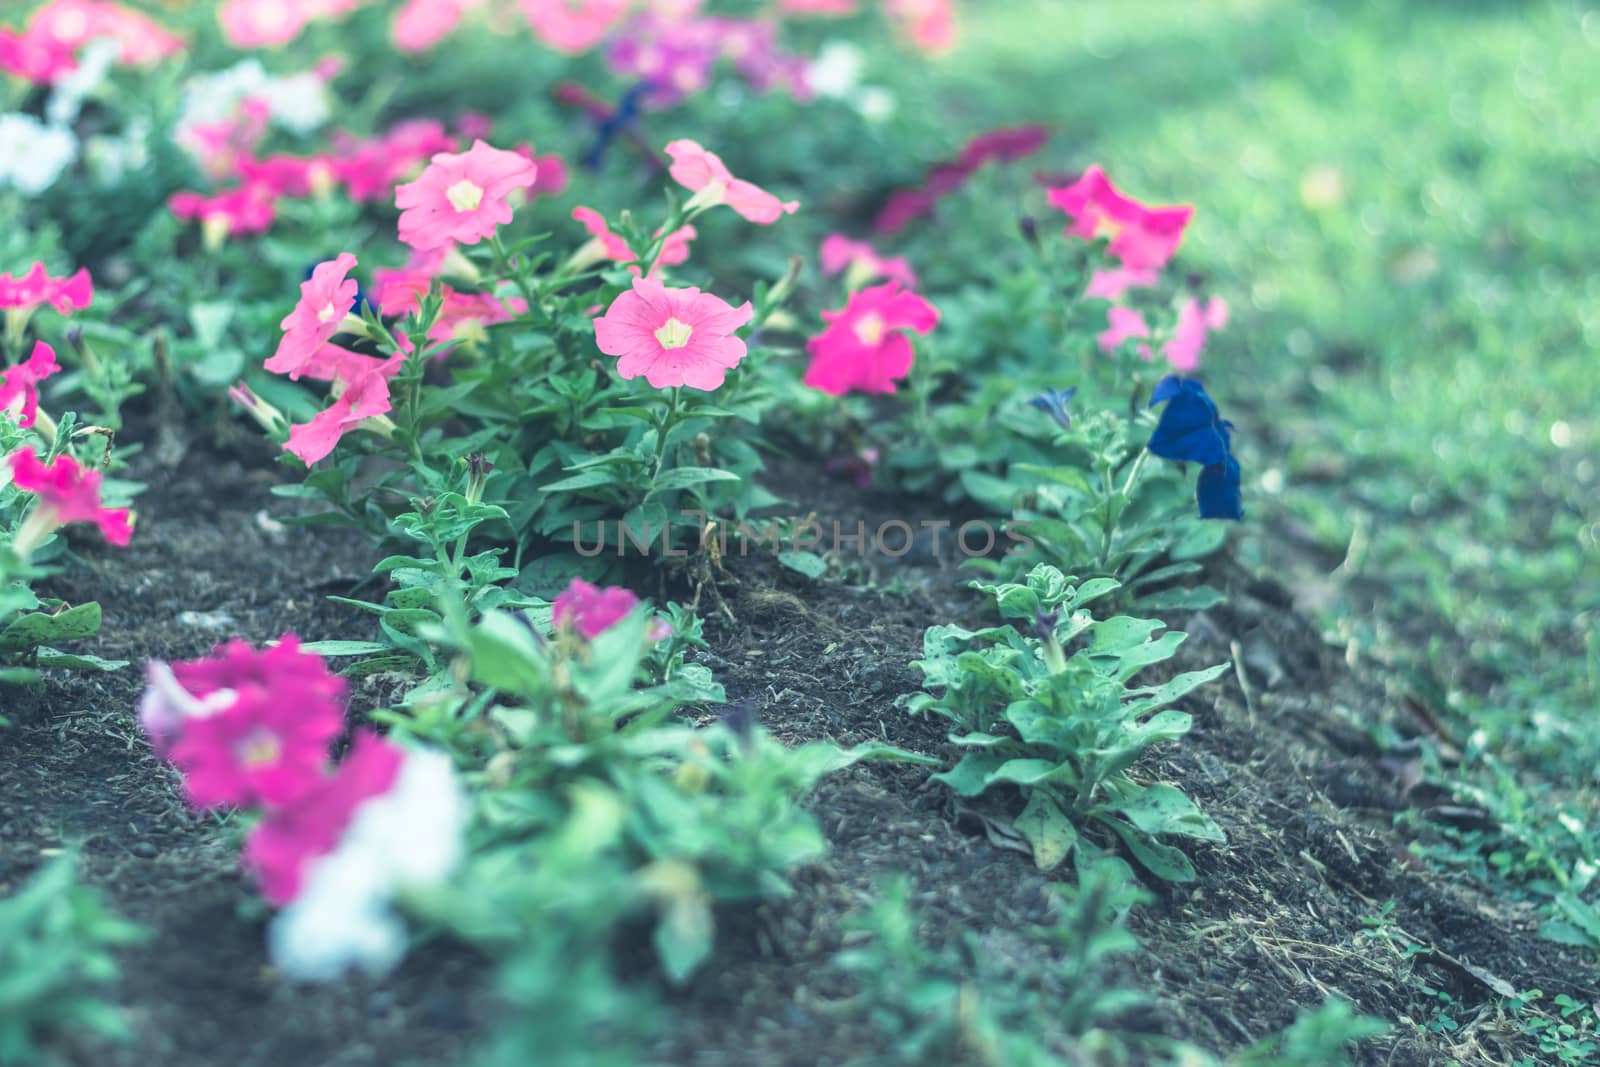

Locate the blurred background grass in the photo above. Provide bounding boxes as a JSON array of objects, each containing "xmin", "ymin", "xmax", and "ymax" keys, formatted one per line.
[{"xmin": 942, "ymin": 0, "xmax": 1598, "ymax": 896}]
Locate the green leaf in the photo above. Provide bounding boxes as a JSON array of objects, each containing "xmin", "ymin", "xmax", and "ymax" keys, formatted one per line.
[
  {"xmin": 652, "ymin": 890, "xmax": 714, "ymax": 985},
  {"xmin": 0, "ymin": 602, "xmax": 103, "ymax": 651},
  {"xmin": 298, "ymin": 640, "xmax": 394, "ymax": 657},
  {"xmin": 648, "ymin": 467, "xmax": 743, "ymax": 495},
  {"xmin": 1070, "ymin": 577, "xmax": 1122, "ymax": 609},
  {"xmin": 188, "ymin": 301, "xmax": 235, "ymax": 348},
  {"xmin": 1014, "ymin": 790, "xmax": 1078, "ymax": 870},
  {"xmin": 1136, "ymin": 585, "xmax": 1226, "ymax": 612},
  {"xmin": 1105, "ymin": 783, "xmax": 1225, "ymax": 844},
  {"xmin": 777, "ymin": 550, "xmax": 828, "ymax": 579},
  {"xmin": 1123, "ymin": 664, "xmax": 1231, "ymax": 716},
  {"xmin": 1102, "ymin": 817, "xmax": 1197, "ymax": 883},
  {"xmin": 931, "ymin": 751, "xmax": 1006, "ymax": 797},
  {"xmin": 33, "ymin": 649, "xmax": 129, "ymax": 672}
]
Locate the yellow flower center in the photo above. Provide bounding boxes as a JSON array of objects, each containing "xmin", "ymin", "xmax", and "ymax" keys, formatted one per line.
[
  {"xmin": 1093, "ymin": 214, "xmax": 1123, "ymax": 241},
  {"xmin": 316, "ymin": 301, "xmax": 337, "ymax": 323},
  {"xmin": 655, "ymin": 317, "xmax": 694, "ymax": 349},
  {"xmin": 237, "ymin": 729, "xmax": 281, "ymax": 768},
  {"xmin": 446, "ymin": 178, "xmax": 485, "ymax": 212},
  {"xmin": 853, "ymin": 311, "xmax": 887, "ymax": 346}
]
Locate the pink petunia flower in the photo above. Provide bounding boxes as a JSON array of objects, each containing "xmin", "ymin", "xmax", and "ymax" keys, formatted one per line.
[
  {"xmin": 219, "ymin": 0, "xmax": 312, "ymax": 48},
  {"xmin": 0, "ymin": 26, "xmax": 78, "ymax": 83},
  {"xmin": 284, "ymin": 354, "xmax": 403, "ymax": 465},
  {"xmin": 552, "ymin": 577, "xmax": 639, "ymax": 639},
  {"xmin": 665, "ymin": 139, "xmax": 798, "ymax": 224},
  {"xmin": 158, "ymin": 636, "xmax": 347, "ymax": 811},
  {"xmin": 884, "ymin": 0, "xmax": 956, "ymax": 53},
  {"xmin": 1047, "ymin": 165, "xmax": 1194, "ymax": 272},
  {"xmin": 373, "ymin": 272, "xmax": 516, "ymax": 355},
  {"xmin": 1162, "ymin": 296, "xmax": 1228, "ymax": 372},
  {"xmin": 593, "ymin": 276, "xmax": 753, "ymax": 390},
  {"xmin": 266, "ymin": 252, "xmax": 359, "ymax": 381},
  {"xmin": 395, "ymin": 139, "xmax": 538, "ymax": 251},
  {"xmin": 6, "ymin": 446, "xmax": 132, "ymax": 553},
  {"xmin": 803, "ymin": 281, "xmax": 938, "ymax": 396},
  {"xmin": 819, "ymin": 234, "xmax": 918, "ymax": 289},
  {"xmin": 572, "ymin": 206, "xmax": 696, "ymax": 278},
  {"xmin": 22, "ymin": 0, "xmax": 184, "ymax": 67},
  {"xmin": 0, "ymin": 262, "xmax": 93, "ymax": 315},
  {"xmin": 521, "ymin": 0, "xmax": 630, "ymax": 53},
  {"xmin": 1084, "ymin": 264, "xmax": 1161, "ymax": 302},
  {"xmin": 1097, "ymin": 305, "xmax": 1151, "ymax": 355},
  {"xmin": 392, "ymin": 0, "xmax": 475, "ymax": 52},
  {"xmin": 777, "ymin": 0, "xmax": 857, "ymax": 14},
  {"xmin": 245, "ymin": 729, "xmax": 405, "ymax": 905},
  {"xmin": 0, "ymin": 341, "xmax": 61, "ymax": 429}
]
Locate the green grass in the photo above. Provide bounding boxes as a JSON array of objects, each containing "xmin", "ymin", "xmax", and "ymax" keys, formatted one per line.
[{"xmin": 941, "ymin": 0, "xmax": 1599, "ymax": 912}]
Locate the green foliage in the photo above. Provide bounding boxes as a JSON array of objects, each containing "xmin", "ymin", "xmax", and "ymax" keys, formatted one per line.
[
  {"xmin": 0, "ymin": 853, "xmax": 146, "ymax": 1066},
  {"xmin": 904, "ymin": 564, "xmax": 1227, "ymax": 879},
  {"xmin": 975, "ymin": 407, "xmax": 1229, "ymax": 614},
  {"xmin": 1232, "ymin": 999, "xmax": 1389, "ymax": 1067},
  {"xmin": 396, "ymin": 598, "xmax": 931, "ymax": 984},
  {"xmin": 829, "ymin": 857, "xmax": 1152, "ymax": 1066}
]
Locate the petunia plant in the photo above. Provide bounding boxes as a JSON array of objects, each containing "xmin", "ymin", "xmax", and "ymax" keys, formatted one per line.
[{"xmin": 902, "ymin": 563, "xmax": 1230, "ymax": 880}]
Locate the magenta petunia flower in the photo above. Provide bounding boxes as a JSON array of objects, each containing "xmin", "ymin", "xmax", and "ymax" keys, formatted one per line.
[
  {"xmin": 803, "ymin": 281, "xmax": 938, "ymax": 396},
  {"xmin": 245, "ymin": 729, "xmax": 405, "ymax": 905},
  {"xmin": 159, "ymin": 635, "xmax": 347, "ymax": 811},
  {"xmin": 1047, "ymin": 165, "xmax": 1194, "ymax": 272},
  {"xmin": 266, "ymin": 252, "xmax": 359, "ymax": 381},
  {"xmin": 395, "ymin": 139, "xmax": 538, "ymax": 251},
  {"xmin": 572, "ymin": 206, "xmax": 696, "ymax": 278},
  {"xmin": 552, "ymin": 578, "xmax": 639, "ymax": 639},
  {"xmin": 665, "ymin": 139, "xmax": 798, "ymax": 224},
  {"xmin": 819, "ymin": 234, "xmax": 918, "ymax": 289},
  {"xmin": 521, "ymin": 0, "xmax": 630, "ymax": 53},
  {"xmin": 0, "ymin": 341, "xmax": 61, "ymax": 429},
  {"xmin": 331, "ymin": 118, "xmax": 457, "ymax": 203},
  {"xmin": 593, "ymin": 276, "xmax": 753, "ymax": 390},
  {"xmin": 6, "ymin": 447, "xmax": 132, "ymax": 551},
  {"xmin": 0, "ymin": 262, "xmax": 93, "ymax": 314},
  {"xmin": 168, "ymin": 183, "xmax": 278, "ymax": 241}
]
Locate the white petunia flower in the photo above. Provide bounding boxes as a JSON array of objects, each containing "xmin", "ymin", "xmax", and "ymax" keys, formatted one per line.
[
  {"xmin": 0, "ymin": 114, "xmax": 79, "ymax": 195},
  {"xmin": 267, "ymin": 748, "xmax": 467, "ymax": 982}
]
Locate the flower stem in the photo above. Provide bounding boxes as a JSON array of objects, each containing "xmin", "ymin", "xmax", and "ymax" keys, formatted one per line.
[{"xmin": 652, "ymin": 386, "xmax": 682, "ymax": 481}]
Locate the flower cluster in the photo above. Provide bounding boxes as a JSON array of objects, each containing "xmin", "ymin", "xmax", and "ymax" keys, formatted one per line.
[
  {"xmin": 0, "ymin": 0, "xmax": 183, "ymax": 84},
  {"xmin": 138, "ymin": 637, "xmax": 466, "ymax": 981},
  {"xmin": 1048, "ymin": 165, "xmax": 1228, "ymax": 372},
  {"xmin": 606, "ymin": 9, "xmax": 812, "ymax": 109},
  {"xmin": 1146, "ymin": 376, "xmax": 1243, "ymax": 520}
]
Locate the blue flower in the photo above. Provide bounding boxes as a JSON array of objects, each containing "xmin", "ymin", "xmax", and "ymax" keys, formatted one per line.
[
  {"xmin": 1148, "ymin": 375, "xmax": 1242, "ymax": 521},
  {"xmin": 1196, "ymin": 455, "xmax": 1242, "ymax": 520},
  {"xmin": 1028, "ymin": 386, "xmax": 1077, "ymax": 430}
]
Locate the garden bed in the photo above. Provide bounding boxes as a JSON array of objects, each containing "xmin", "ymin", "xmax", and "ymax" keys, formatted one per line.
[{"xmin": 6, "ymin": 434, "xmax": 1593, "ymax": 1067}]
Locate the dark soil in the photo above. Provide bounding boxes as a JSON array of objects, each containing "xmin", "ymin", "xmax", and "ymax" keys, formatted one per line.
[{"xmin": 3, "ymin": 436, "xmax": 1594, "ymax": 1066}]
